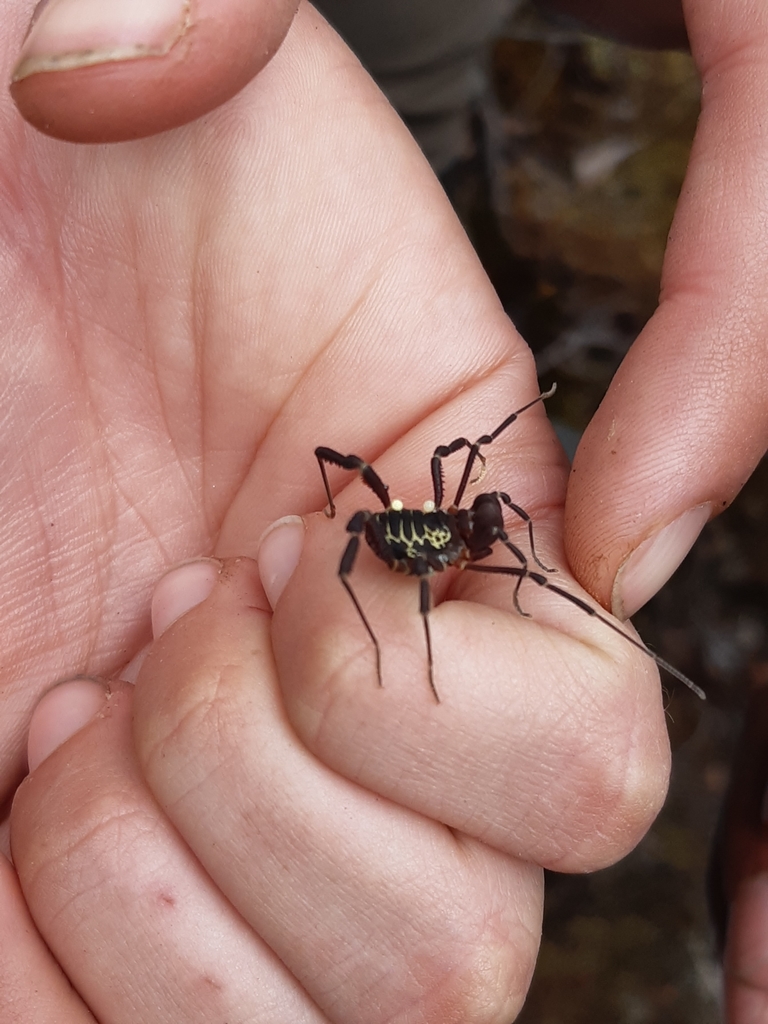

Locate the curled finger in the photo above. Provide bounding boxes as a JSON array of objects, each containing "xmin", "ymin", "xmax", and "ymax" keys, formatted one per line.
[{"xmin": 132, "ymin": 557, "xmax": 544, "ymax": 1024}]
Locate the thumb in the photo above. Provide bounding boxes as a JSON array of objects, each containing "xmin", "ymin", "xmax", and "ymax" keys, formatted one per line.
[
  {"xmin": 10, "ymin": 0, "xmax": 299, "ymax": 142},
  {"xmin": 564, "ymin": 0, "xmax": 768, "ymax": 616}
]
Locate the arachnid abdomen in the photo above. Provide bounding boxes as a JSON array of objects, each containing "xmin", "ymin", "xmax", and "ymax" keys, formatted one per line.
[{"xmin": 364, "ymin": 507, "xmax": 466, "ymax": 575}]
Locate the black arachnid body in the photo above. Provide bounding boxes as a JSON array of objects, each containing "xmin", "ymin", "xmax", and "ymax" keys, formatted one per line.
[{"xmin": 315, "ymin": 385, "xmax": 705, "ymax": 703}]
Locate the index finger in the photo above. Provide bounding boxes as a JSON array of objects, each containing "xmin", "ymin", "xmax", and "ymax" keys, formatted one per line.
[{"xmin": 565, "ymin": 0, "xmax": 768, "ymax": 616}]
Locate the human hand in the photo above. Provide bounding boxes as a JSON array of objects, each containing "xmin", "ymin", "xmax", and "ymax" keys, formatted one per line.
[
  {"xmin": 3, "ymin": 1, "xmax": 671, "ymax": 1020},
  {"xmin": 8, "ymin": 533, "xmax": 671, "ymax": 1024},
  {"xmin": 564, "ymin": 0, "xmax": 768, "ymax": 622},
  {"xmin": 8, "ymin": 556, "xmax": 541, "ymax": 1022}
]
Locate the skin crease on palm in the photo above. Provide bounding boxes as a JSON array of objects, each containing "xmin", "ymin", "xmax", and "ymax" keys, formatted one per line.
[{"xmin": 0, "ymin": 0, "xmax": 766, "ymax": 1022}]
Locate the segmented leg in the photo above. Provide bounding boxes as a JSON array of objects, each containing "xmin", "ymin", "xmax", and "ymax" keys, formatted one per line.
[
  {"xmin": 464, "ymin": 563, "xmax": 706, "ymax": 700},
  {"xmin": 315, "ymin": 447, "xmax": 390, "ymax": 517},
  {"xmin": 497, "ymin": 536, "xmax": 530, "ymax": 617},
  {"xmin": 419, "ymin": 576, "xmax": 440, "ymax": 703},
  {"xmin": 466, "ymin": 495, "xmax": 552, "ymax": 616},
  {"xmin": 337, "ymin": 513, "xmax": 440, "ymax": 701},
  {"xmin": 338, "ymin": 512, "xmax": 382, "ymax": 686},
  {"xmin": 498, "ymin": 493, "xmax": 556, "ymax": 574},
  {"xmin": 430, "ymin": 384, "xmax": 556, "ymax": 508}
]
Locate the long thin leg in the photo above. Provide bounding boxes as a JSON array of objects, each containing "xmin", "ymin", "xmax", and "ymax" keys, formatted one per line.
[
  {"xmin": 430, "ymin": 384, "xmax": 556, "ymax": 508},
  {"xmin": 498, "ymin": 538, "xmax": 529, "ymax": 616},
  {"xmin": 419, "ymin": 576, "xmax": 440, "ymax": 703},
  {"xmin": 339, "ymin": 530, "xmax": 440, "ymax": 701},
  {"xmin": 339, "ymin": 530, "xmax": 383, "ymax": 687},
  {"xmin": 464, "ymin": 563, "xmax": 706, "ymax": 700},
  {"xmin": 498, "ymin": 493, "xmax": 556, "ymax": 573},
  {"xmin": 315, "ymin": 447, "xmax": 390, "ymax": 517},
  {"xmin": 467, "ymin": 514, "xmax": 538, "ymax": 617}
]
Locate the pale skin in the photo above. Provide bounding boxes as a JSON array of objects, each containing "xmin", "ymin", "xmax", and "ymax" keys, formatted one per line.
[{"xmin": 1, "ymin": 1, "xmax": 767, "ymax": 1022}]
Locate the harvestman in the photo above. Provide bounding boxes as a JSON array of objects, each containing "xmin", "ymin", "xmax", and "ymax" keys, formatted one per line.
[{"xmin": 315, "ymin": 385, "xmax": 705, "ymax": 703}]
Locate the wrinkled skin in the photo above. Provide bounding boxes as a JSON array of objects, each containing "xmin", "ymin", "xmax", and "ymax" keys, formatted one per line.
[{"xmin": 1, "ymin": 1, "xmax": 767, "ymax": 1022}]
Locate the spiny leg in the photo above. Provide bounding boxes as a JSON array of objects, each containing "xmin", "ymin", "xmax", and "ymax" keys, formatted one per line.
[
  {"xmin": 315, "ymin": 447, "xmax": 390, "ymax": 517},
  {"xmin": 430, "ymin": 384, "xmax": 556, "ymax": 508},
  {"xmin": 464, "ymin": 563, "xmax": 706, "ymax": 700},
  {"xmin": 429, "ymin": 436, "xmax": 485, "ymax": 508},
  {"xmin": 339, "ymin": 527, "xmax": 383, "ymax": 687},
  {"xmin": 419, "ymin": 576, "xmax": 440, "ymax": 703}
]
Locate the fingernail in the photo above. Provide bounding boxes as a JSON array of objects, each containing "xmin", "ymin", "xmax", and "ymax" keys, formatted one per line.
[
  {"xmin": 151, "ymin": 558, "xmax": 222, "ymax": 639},
  {"xmin": 119, "ymin": 643, "xmax": 151, "ymax": 684},
  {"xmin": 27, "ymin": 677, "xmax": 108, "ymax": 771},
  {"xmin": 257, "ymin": 516, "xmax": 305, "ymax": 609},
  {"xmin": 13, "ymin": 0, "xmax": 191, "ymax": 82},
  {"xmin": 612, "ymin": 504, "xmax": 711, "ymax": 620}
]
